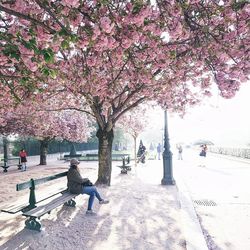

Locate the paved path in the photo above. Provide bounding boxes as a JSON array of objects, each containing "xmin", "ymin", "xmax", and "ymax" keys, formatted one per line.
[
  {"xmin": 4, "ymin": 150, "xmax": 247, "ymax": 250},
  {"xmin": 0, "ymin": 157, "xmax": 186, "ymax": 250},
  {"xmin": 174, "ymin": 149, "xmax": 250, "ymax": 250}
]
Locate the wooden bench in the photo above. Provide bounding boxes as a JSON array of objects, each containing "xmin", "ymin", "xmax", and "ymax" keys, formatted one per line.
[
  {"xmin": 1, "ymin": 171, "xmax": 78, "ymax": 231},
  {"xmin": 85, "ymin": 153, "xmax": 130, "ymax": 161},
  {"xmin": 84, "ymin": 153, "xmax": 98, "ymax": 160},
  {"xmin": 117, "ymin": 156, "xmax": 131, "ymax": 174},
  {"xmin": 112, "ymin": 154, "xmax": 130, "ymax": 161},
  {"xmin": 0, "ymin": 157, "xmax": 22, "ymax": 172},
  {"xmin": 63, "ymin": 154, "xmax": 82, "ymax": 161}
]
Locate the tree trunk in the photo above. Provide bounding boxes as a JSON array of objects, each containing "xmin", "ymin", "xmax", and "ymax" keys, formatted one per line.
[
  {"xmin": 96, "ymin": 127, "xmax": 114, "ymax": 186},
  {"xmin": 39, "ymin": 139, "xmax": 49, "ymax": 165},
  {"xmin": 3, "ymin": 137, "xmax": 9, "ymax": 165},
  {"xmin": 69, "ymin": 143, "xmax": 77, "ymax": 156}
]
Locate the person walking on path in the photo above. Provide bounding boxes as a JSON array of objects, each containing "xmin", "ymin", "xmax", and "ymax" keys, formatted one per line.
[
  {"xmin": 67, "ymin": 158, "xmax": 109, "ymax": 215},
  {"xmin": 199, "ymin": 144, "xmax": 207, "ymax": 166},
  {"xmin": 19, "ymin": 149, "xmax": 27, "ymax": 171},
  {"xmin": 137, "ymin": 140, "xmax": 146, "ymax": 163},
  {"xmin": 157, "ymin": 143, "xmax": 162, "ymax": 160},
  {"xmin": 177, "ymin": 145, "xmax": 183, "ymax": 160}
]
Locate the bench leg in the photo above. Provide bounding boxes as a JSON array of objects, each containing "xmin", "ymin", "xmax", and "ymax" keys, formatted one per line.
[
  {"xmin": 3, "ymin": 167, "xmax": 8, "ymax": 173},
  {"xmin": 64, "ymin": 199, "xmax": 76, "ymax": 207},
  {"xmin": 25, "ymin": 217, "xmax": 41, "ymax": 231}
]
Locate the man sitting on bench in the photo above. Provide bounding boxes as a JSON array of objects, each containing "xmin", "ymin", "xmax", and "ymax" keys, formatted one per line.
[{"xmin": 67, "ymin": 159, "xmax": 109, "ymax": 215}]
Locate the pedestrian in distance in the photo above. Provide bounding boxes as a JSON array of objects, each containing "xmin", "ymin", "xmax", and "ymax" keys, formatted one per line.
[
  {"xmin": 67, "ymin": 158, "xmax": 109, "ymax": 215},
  {"xmin": 177, "ymin": 145, "xmax": 183, "ymax": 160},
  {"xmin": 157, "ymin": 143, "xmax": 162, "ymax": 160},
  {"xmin": 137, "ymin": 140, "xmax": 146, "ymax": 163},
  {"xmin": 199, "ymin": 144, "xmax": 207, "ymax": 167},
  {"xmin": 19, "ymin": 149, "xmax": 27, "ymax": 171},
  {"xmin": 199, "ymin": 144, "xmax": 207, "ymax": 157}
]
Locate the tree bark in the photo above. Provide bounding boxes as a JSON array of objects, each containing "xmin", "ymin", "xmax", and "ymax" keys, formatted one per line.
[
  {"xmin": 3, "ymin": 137, "xmax": 9, "ymax": 165},
  {"xmin": 39, "ymin": 139, "xmax": 49, "ymax": 165},
  {"xmin": 69, "ymin": 143, "xmax": 77, "ymax": 156},
  {"xmin": 96, "ymin": 127, "xmax": 114, "ymax": 186}
]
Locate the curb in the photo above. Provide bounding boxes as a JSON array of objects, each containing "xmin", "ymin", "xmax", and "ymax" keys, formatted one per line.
[{"xmin": 175, "ymin": 169, "xmax": 209, "ymax": 250}]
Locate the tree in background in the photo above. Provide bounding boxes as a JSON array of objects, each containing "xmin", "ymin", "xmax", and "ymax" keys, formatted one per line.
[
  {"xmin": 113, "ymin": 127, "xmax": 129, "ymax": 152},
  {"xmin": 0, "ymin": 1, "xmax": 249, "ymax": 184},
  {"xmin": 30, "ymin": 109, "xmax": 93, "ymax": 164},
  {"xmin": 0, "ymin": 104, "xmax": 94, "ymax": 164},
  {"xmin": 117, "ymin": 105, "xmax": 149, "ymax": 166}
]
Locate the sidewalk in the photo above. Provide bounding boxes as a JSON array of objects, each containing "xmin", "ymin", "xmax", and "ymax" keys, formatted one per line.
[
  {"xmin": 209, "ymin": 151, "xmax": 250, "ymax": 165},
  {"xmin": 0, "ymin": 158, "xmax": 203, "ymax": 250}
]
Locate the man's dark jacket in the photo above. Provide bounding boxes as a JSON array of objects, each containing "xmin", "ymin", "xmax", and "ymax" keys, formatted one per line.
[{"xmin": 67, "ymin": 167, "xmax": 88, "ymax": 194}]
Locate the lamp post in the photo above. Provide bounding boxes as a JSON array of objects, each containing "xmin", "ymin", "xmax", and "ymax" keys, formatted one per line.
[{"xmin": 161, "ymin": 109, "xmax": 175, "ymax": 185}]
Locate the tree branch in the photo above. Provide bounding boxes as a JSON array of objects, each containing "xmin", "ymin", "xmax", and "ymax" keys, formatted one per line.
[
  {"xmin": 34, "ymin": 0, "xmax": 71, "ymax": 35},
  {"xmin": 37, "ymin": 107, "xmax": 94, "ymax": 117},
  {"xmin": 0, "ymin": 5, "xmax": 56, "ymax": 34},
  {"xmin": 0, "ymin": 73, "xmax": 21, "ymax": 79},
  {"xmin": 114, "ymin": 97, "xmax": 146, "ymax": 124}
]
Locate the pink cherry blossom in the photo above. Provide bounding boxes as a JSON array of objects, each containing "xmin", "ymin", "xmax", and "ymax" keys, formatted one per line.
[
  {"xmin": 61, "ymin": 0, "xmax": 80, "ymax": 8},
  {"xmin": 0, "ymin": 0, "xmax": 249, "ymax": 185},
  {"xmin": 100, "ymin": 17, "xmax": 114, "ymax": 33}
]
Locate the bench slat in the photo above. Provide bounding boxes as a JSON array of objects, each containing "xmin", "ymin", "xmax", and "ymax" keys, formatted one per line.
[
  {"xmin": 85, "ymin": 154, "xmax": 130, "ymax": 161},
  {"xmin": 86, "ymin": 154, "xmax": 129, "ymax": 157},
  {"xmin": 64, "ymin": 154, "xmax": 82, "ymax": 158},
  {"xmin": 16, "ymin": 171, "xmax": 68, "ymax": 191},
  {"xmin": 1, "ymin": 187, "xmax": 67, "ymax": 214},
  {"xmin": 23, "ymin": 192, "xmax": 77, "ymax": 218},
  {"xmin": 1, "ymin": 203, "xmax": 29, "ymax": 214},
  {"xmin": 34, "ymin": 172, "xmax": 68, "ymax": 186}
]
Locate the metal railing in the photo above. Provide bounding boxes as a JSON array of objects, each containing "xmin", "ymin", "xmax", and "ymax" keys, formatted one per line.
[{"xmin": 209, "ymin": 147, "xmax": 250, "ymax": 159}]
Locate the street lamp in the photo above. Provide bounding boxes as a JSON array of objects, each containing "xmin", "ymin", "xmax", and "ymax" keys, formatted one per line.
[{"xmin": 161, "ymin": 109, "xmax": 175, "ymax": 185}]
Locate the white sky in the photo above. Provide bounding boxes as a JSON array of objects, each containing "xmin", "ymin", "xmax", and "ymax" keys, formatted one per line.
[{"xmin": 140, "ymin": 82, "xmax": 250, "ymax": 148}]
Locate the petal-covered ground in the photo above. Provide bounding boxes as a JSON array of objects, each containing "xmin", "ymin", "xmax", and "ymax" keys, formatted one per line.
[{"xmin": 0, "ymin": 157, "xmax": 186, "ymax": 250}]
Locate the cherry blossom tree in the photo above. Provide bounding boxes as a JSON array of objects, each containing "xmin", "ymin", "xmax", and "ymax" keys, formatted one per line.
[
  {"xmin": 0, "ymin": 102, "xmax": 94, "ymax": 164},
  {"xmin": 27, "ymin": 109, "xmax": 94, "ymax": 165},
  {"xmin": 0, "ymin": 0, "xmax": 249, "ymax": 184},
  {"xmin": 117, "ymin": 105, "xmax": 149, "ymax": 167}
]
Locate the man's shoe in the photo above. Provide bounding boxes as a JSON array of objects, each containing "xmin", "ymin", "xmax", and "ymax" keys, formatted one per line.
[
  {"xmin": 99, "ymin": 199, "xmax": 109, "ymax": 204},
  {"xmin": 86, "ymin": 210, "xmax": 97, "ymax": 215}
]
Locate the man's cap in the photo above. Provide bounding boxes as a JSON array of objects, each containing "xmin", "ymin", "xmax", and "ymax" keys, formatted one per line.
[{"xmin": 70, "ymin": 158, "xmax": 80, "ymax": 166}]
